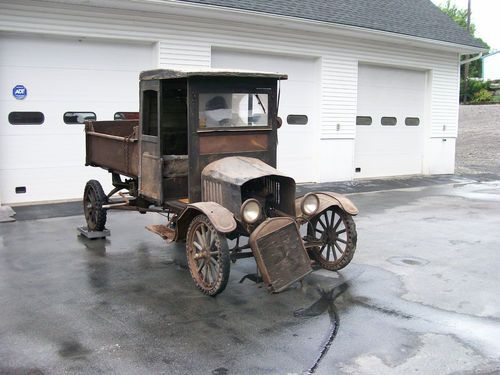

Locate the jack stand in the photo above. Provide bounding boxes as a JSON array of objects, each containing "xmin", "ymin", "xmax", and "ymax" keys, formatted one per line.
[{"xmin": 77, "ymin": 226, "xmax": 110, "ymax": 239}]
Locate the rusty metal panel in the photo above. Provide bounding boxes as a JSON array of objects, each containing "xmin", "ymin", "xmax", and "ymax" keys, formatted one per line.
[
  {"xmin": 199, "ymin": 133, "xmax": 269, "ymax": 155},
  {"xmin": 249, "ymin": 217, "xmax": 312, "ymax": 293},
  {"xmin": 201, "ymin": 156, "xmax": 292, "ymax": 187},
  {"xmin": 139, "ymin": 140, "xmax": 162, "ymax": 202},
  {"xmin": 85, "ymin": 120, "xmax": 139, "ymax": 177}
]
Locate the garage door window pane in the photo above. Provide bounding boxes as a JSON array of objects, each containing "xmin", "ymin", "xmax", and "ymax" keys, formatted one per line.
[
  {"xmin": 287, "ymin": 115, "xmax": 308, "ymax": 125},
  {"xmin": 405, "ymin": 117, "xmax": 420, "ymax": 126},
  {"xmin": 356, "ymin": 116, "xmax": 372, "ymax": 126},
  {"xmin": 63, "ymin": 112, "xmax": 96, "ymax": 124},
  {"xmin": 8, "ymin": 112, "xmax": 44, "ymax": 125},
  {"xmin": 381, "ymin": 117, "xmax": 397, "ymax": 126},
  {"xmin": 114, "ymin": 112, "xmax": 139, "ymax": 120},
  {"xmin": 199, "ymin": 93, "xmax": 268, "ymax": 128}
]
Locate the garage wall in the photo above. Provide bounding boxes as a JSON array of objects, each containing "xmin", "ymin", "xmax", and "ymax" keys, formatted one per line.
[{"xmin": 0, "ymin": 1, "xmax": 461, "ymax": 202}]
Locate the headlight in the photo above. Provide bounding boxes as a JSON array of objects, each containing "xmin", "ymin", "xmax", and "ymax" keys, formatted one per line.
[
  {"xmin": 241, "ymin": 199, "xmax": 262, "ymax": 224},
  {"xmin": 301, "ymin": 193, "xmax": 319, "ymax": 216}
]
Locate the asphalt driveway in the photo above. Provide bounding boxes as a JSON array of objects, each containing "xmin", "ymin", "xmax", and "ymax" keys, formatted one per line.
[{"xmin": 1, "ymin": 177, "xmax": 500, "ymax": 374}]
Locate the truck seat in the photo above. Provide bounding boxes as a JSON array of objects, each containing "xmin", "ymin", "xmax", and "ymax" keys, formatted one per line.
[{"xmin": 163, "ymin": 155, "xmax": 188, "ymax": 177}]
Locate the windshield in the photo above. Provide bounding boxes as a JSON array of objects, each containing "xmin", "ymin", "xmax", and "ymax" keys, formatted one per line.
[{"xmin": 199, "ymin": 93, "xmax": 269, "ymax": 128}]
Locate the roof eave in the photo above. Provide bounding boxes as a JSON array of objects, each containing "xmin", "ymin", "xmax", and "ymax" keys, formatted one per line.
[
  {"xmin": 36, "ymin": 0, "xmax": 488, "ymax": 53},
  {"xmin": 135, "ymin": 0, "xmax": 487, "ymax": 53}
]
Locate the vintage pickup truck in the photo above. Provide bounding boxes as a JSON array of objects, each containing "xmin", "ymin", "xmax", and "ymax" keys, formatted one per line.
[{"xmin": 83, "ymin": 68, "xmax": 358, "ymax": 296}]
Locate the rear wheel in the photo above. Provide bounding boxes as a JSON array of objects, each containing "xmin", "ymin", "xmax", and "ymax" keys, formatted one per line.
[
  {"xmin": 186, "ymin": 214, "xmax": 230, "ymax": 296},
  {"xmin": 307, "ymin": 206, "xmax": 357, "ymax": 271},
  {"xmin": 83, "ymin": 180, "xmax": 107, "ymax": 231}
]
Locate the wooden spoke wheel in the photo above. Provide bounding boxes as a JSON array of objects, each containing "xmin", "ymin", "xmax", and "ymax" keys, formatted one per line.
[
  {"xmin": 307, "ymin": 206, "xmax": 357, "ymax": 271},
  {"xmin": 186, "ymin": 214, "xmax": 230, "ymax": 296},
  {"xmin": 83, "ymin": 180, "xmax": 107, "ymax": 232}
]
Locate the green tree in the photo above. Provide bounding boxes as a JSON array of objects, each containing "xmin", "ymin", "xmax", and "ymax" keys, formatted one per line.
[
  {"xmin": 438, "ymin": 1, "xmax": 490, "ymax": 101},
  {"xmin": 438, "ymin": 0, "xmax": 489, "ymax": 78}
]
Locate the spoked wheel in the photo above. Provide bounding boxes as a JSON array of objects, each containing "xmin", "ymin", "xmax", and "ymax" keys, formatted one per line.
[
  {"xmin": 186, "ymin": 214, "xmax": 230, "ymax": 296},
  {"xmin": 307, "ymin": 206, "xmax": 357, "ymax": 271},
  {"xmin": 83, "ymin": 180, "xmax": 108, "ymax": 232}
]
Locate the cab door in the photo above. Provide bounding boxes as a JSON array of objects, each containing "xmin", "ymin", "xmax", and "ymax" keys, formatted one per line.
[{"xmin": 139, "ymin": 80, "xmax": 163, "ymax": 204}]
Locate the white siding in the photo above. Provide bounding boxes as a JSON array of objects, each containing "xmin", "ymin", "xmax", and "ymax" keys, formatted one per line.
[{"xmin": 0, "ymin": 0, "xmax": 461, "ymax": 186}]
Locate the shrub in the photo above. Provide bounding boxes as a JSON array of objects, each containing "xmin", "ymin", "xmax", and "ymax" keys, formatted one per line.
[
  {"xmin": 471, "ymin": 88, "xmax": 493, "ymax": 103},
  {"xmin": 461, "ymin": 79, "xmax": 491, "ymax": 102}
]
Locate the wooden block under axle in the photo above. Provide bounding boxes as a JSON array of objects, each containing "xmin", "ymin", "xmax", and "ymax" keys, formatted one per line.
[{"xmin": 78, "ymin": 226, "xmax": 110, "ymax": 239}]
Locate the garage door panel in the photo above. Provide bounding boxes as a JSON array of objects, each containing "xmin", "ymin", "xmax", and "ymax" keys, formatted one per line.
[
  {"xmin": 0, "ymin": 35, "xmax": 153, "ymax": 70},
  {"xmin": 212, "ymin": 49, "xmax": 318, "ymax": 182},
  {"xmin": 0, "ymin": 67, "xmax": 140, "ymax": 102},
  {"xmin": 0, "ymin": 134, "xmax": 87, "ymax": 169},
  {"xmin": 212, "ymin": 49, "xmax": 314, "ymax": 78},
  {"xmin": 355, "ymin": 64, "xmax": 426, "ymax": 178},
  {"xmin": 0, "ymin": 34, "xmax": 152, "ymax": 203},
  {"xmin": 0, "ymin": 166, "xmax": 113, "ymax": 204},
  {"xmin": 0, "ymin": 99, "xmax": 138, "ymax": 136}
]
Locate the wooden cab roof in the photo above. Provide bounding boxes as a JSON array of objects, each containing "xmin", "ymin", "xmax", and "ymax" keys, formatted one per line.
[{"xmin": 139, "ymin": 68, "xmax": 288, "ymax": 81}]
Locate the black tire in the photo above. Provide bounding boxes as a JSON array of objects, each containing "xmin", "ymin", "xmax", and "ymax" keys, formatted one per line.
[
  {"xmin": 83, "ymin": 180, "xmax": 108, "ymax": 232},
  {"xmin": 307, "ymin": 206, "xmax": 357, "ymax": 271},
  {"xmin": 186, "ymin": 214, "xmax": 230, "ymax": 296}
]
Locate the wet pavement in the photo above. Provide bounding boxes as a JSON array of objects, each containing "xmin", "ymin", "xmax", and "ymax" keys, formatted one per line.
[{"xmin": 1, "ymin": 178, "xmax": 500, "ymax": 374}]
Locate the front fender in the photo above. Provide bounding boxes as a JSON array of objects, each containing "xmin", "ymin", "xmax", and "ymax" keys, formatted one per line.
[
  {"xmin": 295, "ymin": 191, "xmax": 359, "ymax": 217},
  {"xmin": 175, "ymin": 202, "xmax": 237, "ymax": 241}
]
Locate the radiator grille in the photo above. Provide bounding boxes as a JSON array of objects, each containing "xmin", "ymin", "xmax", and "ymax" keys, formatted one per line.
[
  {"xmin": 264, "ymin": 177, "xmax": 280, "ymax": 205},
  {"xmin": 255, "ymin": 221, "xmax": 311, "ymax": 292},
  {"xmin": 202, "ymin": 179, "xmax": 222, "ymax": 204}
]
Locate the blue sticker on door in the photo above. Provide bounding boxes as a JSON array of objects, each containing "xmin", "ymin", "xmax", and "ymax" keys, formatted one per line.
[{"xmin": 12, "ymin": 85, "xmax": 27, "ymax": 100}]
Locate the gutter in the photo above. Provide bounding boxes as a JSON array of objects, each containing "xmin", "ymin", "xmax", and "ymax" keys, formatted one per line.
[
  {"xmin": 461, "ymin": 53, "xmax": 483, "ymax": 65},
  {"xmin": 480, "ymin": 50, "xmax": 500, "ymax": 59}
]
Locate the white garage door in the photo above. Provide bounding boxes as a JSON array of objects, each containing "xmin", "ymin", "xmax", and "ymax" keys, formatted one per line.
[
  {"xmin": 0, "ymin": 33, "xmax": 154, "ymax": 204},
  {"xmin": 354, "ymin": 64, "xmax": 427, "ymax": 178},
  {"xmin": 212, "ymin": 49, "xmax": 318, "ymax": 182}
]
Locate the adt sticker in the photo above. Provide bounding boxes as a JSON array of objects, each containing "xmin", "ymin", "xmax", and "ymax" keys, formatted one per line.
[{"xmin": 12, "ymin": 85, "xmax": 27, "ymax": 100}]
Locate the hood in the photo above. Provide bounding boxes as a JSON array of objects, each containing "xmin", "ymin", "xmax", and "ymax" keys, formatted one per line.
[{"xmin": 202, "ymin": 156, "xmax": 294, "ymax": 186}]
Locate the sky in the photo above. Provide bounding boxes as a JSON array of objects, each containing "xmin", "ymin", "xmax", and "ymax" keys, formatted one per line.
[{"xmin": 431, "ymin": 0, "xmax": 500, "ymax": 50}]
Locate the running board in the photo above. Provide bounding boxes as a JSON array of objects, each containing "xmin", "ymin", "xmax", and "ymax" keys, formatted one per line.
[{"xmin": 146, "ymin": 224, "xmax": 175, "ymax": 242}]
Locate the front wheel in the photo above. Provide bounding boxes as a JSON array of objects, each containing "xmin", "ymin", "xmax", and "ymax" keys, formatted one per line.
[
  {"xmin": 83, "ymin": 180, "xmax": 107, "ymax": 232},
  {"xmin": 186, "ymin": 214, "xmax": 230, "ymax": 296},
  {"xmin": 307, "ymin": 206, "xmax": 357, "ymax": 271}
]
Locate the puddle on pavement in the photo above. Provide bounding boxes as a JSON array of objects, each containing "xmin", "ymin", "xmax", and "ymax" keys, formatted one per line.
[
  {"xmin": 294, "ymin": 283, "xmax": 348, "ymax": 374},
  {"xmin": 387, "ymin": 256, "xmax": 429, "ymax": 267}
]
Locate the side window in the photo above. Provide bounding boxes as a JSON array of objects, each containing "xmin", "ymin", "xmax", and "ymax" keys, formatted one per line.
[
  {"xmin": 287, "ymin": 115, "xmax": 308, "ymax": 125},
  {"xmin": 381, "ymin": 117, "xmax": 397, "ymax": 126},
  {"xmin": 9, "ymin": 112, "xmax": 44, "ymax": 125},
  {"xmin": 115, "ymin": 112, "xmax": 139, "ymax": 120},
  {"xmin": 405, "ymin": 117, "xmax": 420, "ymax": 126},
  {"xmin": 63, "ymin": 112, "xmax": 96, "ymax": 124},
  {"xmin": 142, "ymin": 90, "xmax": 158, "ymax": 136},
  {"xmin": 356, "ymin": 116, "xmax": 372, "ymax": 126}
]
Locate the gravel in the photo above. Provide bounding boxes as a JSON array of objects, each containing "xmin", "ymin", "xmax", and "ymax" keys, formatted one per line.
[{"xmin": 456, "ymin": 104, "xmax": 500, "ymax": 175}]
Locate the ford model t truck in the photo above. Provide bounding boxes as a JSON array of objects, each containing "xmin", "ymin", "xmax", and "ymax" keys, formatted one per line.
[{"xmin": 83, "ymin": 68, "xmax": 358, "ymax": 296}]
